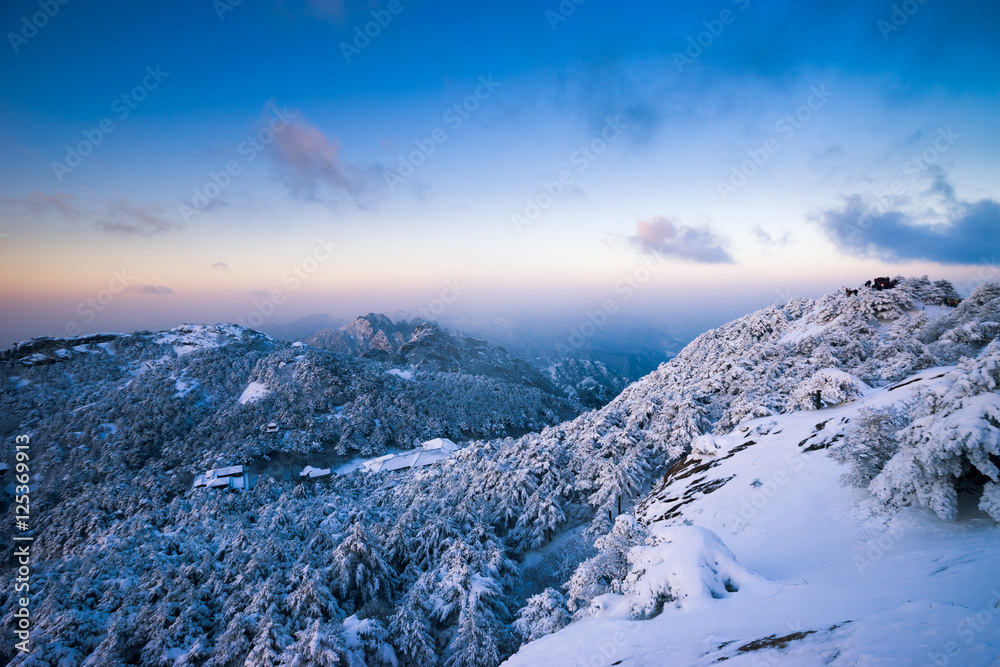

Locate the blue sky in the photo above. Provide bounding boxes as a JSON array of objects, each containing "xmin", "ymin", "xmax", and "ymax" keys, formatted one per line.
[{"xmin": 1, "ymin": 0, "xmax": 999, "ymax": 345}]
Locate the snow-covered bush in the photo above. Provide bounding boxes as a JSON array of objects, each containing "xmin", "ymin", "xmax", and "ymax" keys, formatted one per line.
[
  {"xmin": 690, "ymin": 434, "xmax": 723, "ymax": 458},
  {"xmin": 871, "ymin": 340, "xmax": 1000, "ymax": 522},
  {"xmin": 342, "ymin": 615, "xmax": 398, "ymax": 667},
  {"xmin": 565, "ymin": 515, "xmax": 648, "ymax": 613},
  {"xmin": 513, "ymin": 588, "xmax": 571, "ymax": 642},
  {"xmin": 792, "ymin": 368, "xmax": 868, "ymax": 410},
  {"xmin": 622, "ymin": 525, "xmax": 766, "ymax": 618},
  {"xmin": 830, "ymin": 405, "xmax": 910, "ymax": 487}
]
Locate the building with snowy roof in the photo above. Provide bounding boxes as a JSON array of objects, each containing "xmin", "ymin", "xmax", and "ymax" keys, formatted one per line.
[
  {"xmin": 300, "ymin": 465, "xmax": 332, "ymax": 479},
  {"xmin": 360, "ymin": 438, "xmax": 458, "ymax": 473},
  {"xmin": 192, "ymin": 465, "xmax": 251, "ymax": 491}
]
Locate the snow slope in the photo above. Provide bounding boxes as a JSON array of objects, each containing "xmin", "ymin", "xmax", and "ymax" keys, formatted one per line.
[
  {"xmin": 505, "ymin": 371, "xmax": 1000, "ymax": 666},
  {"xmin": 237, "ymin": 380, "xmax": 270, "ymax": 404}
]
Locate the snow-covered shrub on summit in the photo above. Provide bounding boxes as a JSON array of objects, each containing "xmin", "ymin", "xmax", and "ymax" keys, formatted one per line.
[
  {"xmin": 923, "ymin": 283, "xmax": 1000, "ymax": 363},
  {"xmin": 513, "ymin": 588, "xmax": 571, "ymax": 642},
  {"xmin": 622, "ymin": 525, "xmax": 766, "ymax": 618},
  {"xmin": 830, "ymin": 405, "xmax": 910, "ymax": 487},
  {"xmin": 871, "ymin": 340, "xmax": 1000, "ymax": 522},
  {"xmin": 792, "ymin": 368, "xmax": 868, "ymax": 410}
]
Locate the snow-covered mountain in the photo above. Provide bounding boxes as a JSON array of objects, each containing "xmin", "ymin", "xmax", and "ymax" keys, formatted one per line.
[
  {"xmin": 304, "ymin": 313, "xmax": 634, "ymax": 409},
  {"xmin": 2, "ymin": 277, "xmax": 998, "ymax": 666},
  {"xmin": 259, "ymin": 313, "xmax": 349, "ymax": 343}
]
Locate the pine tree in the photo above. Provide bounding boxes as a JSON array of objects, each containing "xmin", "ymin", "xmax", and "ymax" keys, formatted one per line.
[
  {"xmin": 830, "ymin": 404, "xmax": 909, "ymax": 487},
  {"xmin": 445, "ymin": 591, "xmax": 501, "ymax": 667},
  {"xmin": 513, "ymin": 588, "xmax": 571, "ymax": 642},
  {"xmin": 389, "ymin": 591, "xmax": 438, "ymax": 666},
  {"xmin": 279, "ymin": 620, "xmax": 345, "ymax": 667},
  {"xmin": 328, "ymin": 521, "xmax": 394, "ymax": 613},
  {"xmin": 871, "ymin": 340, "xmax": 1000, "ymax": 521}
]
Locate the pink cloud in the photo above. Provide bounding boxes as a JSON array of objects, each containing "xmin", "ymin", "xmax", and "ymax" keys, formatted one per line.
[{"xmin": 629, "ymin": 217, "xmax": 734, "ymax": 264}]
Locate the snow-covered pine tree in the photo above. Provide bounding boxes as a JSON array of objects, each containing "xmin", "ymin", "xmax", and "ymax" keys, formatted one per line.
[
  {"xmin": 565, "ymin": 514, "xmax": 648, "ymax": 613},
  {"xmin": 871, "ymin": 340, "xmax": 1000, "ymax": 521},
  {"xmin": 279, "ymin": 620, "xmax": 345, "ymax": 667},
  {"xmin": 830, "ymin": 404, "xmax": 910, "ymax": 487},
  {"xmin": 328, "ymin": 521, "xmax": 394, "ymax": 614},
  {"xmin": 444, "ymin": 586, "xmax": 502, "ymax": 667},
  {"xmin": 388, "ymin": 588, "xmax": 438, "ymax": 666},
  {"xmin": 513, "ymin": 588, "xmax": 571, "ymax": 642}
]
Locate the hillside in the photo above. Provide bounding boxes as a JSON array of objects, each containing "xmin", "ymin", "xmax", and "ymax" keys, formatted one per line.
[
  {"xmin": 1, "ymin": 277, "xmax": 998, "ymax": 666},
  {"xmin": 505, "ymin": 361, "xmax": 1000, "ymax": 664}
]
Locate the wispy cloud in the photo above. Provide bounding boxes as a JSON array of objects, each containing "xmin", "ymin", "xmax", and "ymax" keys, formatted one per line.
[
  {"xmin": 627, "ymin": 216, "xmax": 735, "ymax": 263},
  {"xmin": 268, "ymin": 112, "xmax": 377, "ymax": 207},
  {"xmin": 753, "ymin": 223, "xmax": 793, "ymax": 247},
  {"xmin": 212, "ymin": 262, "xmax": 232, "ymax": 275},
  {"xmin": 6, "ymin": 192, "xmax": 184, "ymax": 237},
  {"xmin": 6, "ymin": 191, "xmax": 82, "ymax": 218},
  {"xmin": 95, "ymin": 199, "xmax": 182, "ymax": 236},
  {"xmin": 127, "ymin": 284, "xmax": 174, "ymax": 295}
]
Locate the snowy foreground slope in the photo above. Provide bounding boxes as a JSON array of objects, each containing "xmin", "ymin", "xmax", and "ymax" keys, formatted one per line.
[{"xmin": 505, "ymin": 366, "xmax": 1000, "ymax": 666}]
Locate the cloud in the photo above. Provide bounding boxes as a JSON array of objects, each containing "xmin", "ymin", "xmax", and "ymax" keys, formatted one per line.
[
  {"xmin": 817, "ymin": 193, "xmax": 1000, "ymax": 265},
  {"xmin": 6, "ymin": 192, "xmax": 185, "ymax": 237},
  {"xmin": 6, "ymin": 191, "xmax": 82, "ymax": 218},
  {"xmin": 95, "ymin": 199, "xmax": 182, "ymax": 236},
  {"xmin": 753, "ymin": 223, "xmax": 793, "ymax": 247},
  {"xmin": 212, "ymin": 262, "xmax": 232, "ymax": 275},
  {"xmin": 268, "ymin": 112, "xmax": 375, "ymax": 205},
  {"xmin": 627, "ymin": 217, "xmax": 735, "ymax": 263},
  {"xmin": 127, "ymin": 284, "xmax": 174, "ymax": 295}
]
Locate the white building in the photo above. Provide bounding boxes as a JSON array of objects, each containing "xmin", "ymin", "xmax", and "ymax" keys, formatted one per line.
[
  {"xmin": 360, "ymin": 438, "xmax": 458, "ymax": 473},
  {"xmin": 300, "ymin": 465, "xmax": 332, "ymax": 479},
  {"xmin": 192, "ymin": 465, "xmax": 251, "ymax": 491}
]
